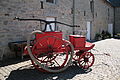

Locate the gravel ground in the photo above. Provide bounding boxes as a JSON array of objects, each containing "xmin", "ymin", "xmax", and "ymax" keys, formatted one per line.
[{"xmin": 0, "ymin": 38, "xmax": 120, "ymax": 80}]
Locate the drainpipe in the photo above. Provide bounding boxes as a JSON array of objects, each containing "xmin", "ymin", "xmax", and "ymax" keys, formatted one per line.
[
  {"xmin": 72, "ymin": 0, "xmax": 75, "ymax": 35},
  {"xmin": 113, "ymin": 6, "xmax": 115, "ymax": 37}
]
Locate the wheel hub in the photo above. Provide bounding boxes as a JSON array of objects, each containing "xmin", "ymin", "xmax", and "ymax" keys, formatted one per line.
[{"xmin": 84, "ymin": 57, "xmax": 89, "ymax": 62}]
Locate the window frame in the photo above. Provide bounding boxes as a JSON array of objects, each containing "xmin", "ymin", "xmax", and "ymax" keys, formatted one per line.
[
  {"xmin": 46, "ymin": 17, "xmax": 57, "ymax": 31},
  {"xmin": 46, "ymin": 0, "xmax": 55, "ymax": 4}
]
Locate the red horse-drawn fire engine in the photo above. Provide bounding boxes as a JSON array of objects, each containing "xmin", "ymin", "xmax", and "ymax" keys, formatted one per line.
[{"xmin": 14, "ymin": 17, "xmax": 95, "ymax": 73}]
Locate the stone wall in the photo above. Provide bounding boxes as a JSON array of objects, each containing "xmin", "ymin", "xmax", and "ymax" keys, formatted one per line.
[
  {"xmin": 91, "ymin": 0, "xmax": 114, "ymax": 39},
  {"xmin": 0, "ymin": 0, "xmax": 73, "ymax": 60},
  {"xmin": 0, "ymin": 0, "xmax": 114, "ymax": 60},
  {"xmin": 73, "ymin": 0, "xmax": 114, "ymax": 40},
  {"xmin": 115, "ymin": 7, "xmax": 120, "ymax": 34}
]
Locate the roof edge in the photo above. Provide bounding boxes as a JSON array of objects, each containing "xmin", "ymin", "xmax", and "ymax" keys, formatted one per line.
[{"xmin": 104, "ymin": 0, "xmax": 115, "ymax": 7}]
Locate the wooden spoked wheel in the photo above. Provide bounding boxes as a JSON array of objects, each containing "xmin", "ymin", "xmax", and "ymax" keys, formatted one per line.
[
  {"xmin": 72, "ymin": 51, "xmax": 82, "ymax": 61},
  {"xmin": 27, "ymin": 30, "xmax": 74, "ymax": 73},
  {"xmin": 78, "ymin": 52, "xmax": 95, "ymax": 69}
]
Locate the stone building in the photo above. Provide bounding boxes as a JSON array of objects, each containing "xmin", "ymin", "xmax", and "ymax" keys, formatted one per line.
[
  {"xmin": 115, "ymin": 7, "xmax": 120, "ymax": 34},
  {"xmin": 109, "ymin": 0, "xmax": 120, "ymax": 35},
  {"xmin": 0, "ymin": 0, "xmax": 116, "ymax": 60}
]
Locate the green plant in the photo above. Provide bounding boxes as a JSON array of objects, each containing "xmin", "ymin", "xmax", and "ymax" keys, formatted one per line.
[
  {"xmin": 95, "ymin": 33, "xmax": 101, "ymax": 40},
  {"xmin": 101, "ymin": 30, "xmax": 111, "ymax": 39},
  {"xmin": 117, "ymin": 33, "xmax": 120, "ymax": 36},
  {"xmin": 105, "ymin": 31, "xmax": 111, "ymax": 38}
]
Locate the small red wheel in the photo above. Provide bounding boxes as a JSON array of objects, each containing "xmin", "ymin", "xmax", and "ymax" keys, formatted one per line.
[
  {"xmin": 72, "ymin": 51, "xmax": 82, "ymax": 61},
  {"xmin": 78, "ymin": 52, "xmax": 95, "ymax": 69}
]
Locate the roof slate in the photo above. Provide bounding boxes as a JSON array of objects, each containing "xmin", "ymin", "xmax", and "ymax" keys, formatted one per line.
[{"xmin": 107, "ymin": 0, "xmax": 120, "ymax": 7}]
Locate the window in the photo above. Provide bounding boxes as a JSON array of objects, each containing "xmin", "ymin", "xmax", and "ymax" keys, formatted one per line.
[
  {"xmin": 84, "ymin": 11, "xmax": 86, "ymax": 16},
  {"xmin": 108, "ymin": 8, "xmax": 110, "ymax": 20},
  {"xmin": 90, "ymin": 0, "xmax": 94, "ymax": 18},
  {"xmin": 46, "ymin": 0, "xmax": 55, "ymax": 3},
  {"xmin": 90, "ymin": 0, "xmax": 94, "ymax": 13},
  {"xmin": 108, "ymin": 8, "xmax": 110, "ymax": 17},
  {"xmin": 40, "ymin": 1, "xmax": 44, "ymax": 9}
]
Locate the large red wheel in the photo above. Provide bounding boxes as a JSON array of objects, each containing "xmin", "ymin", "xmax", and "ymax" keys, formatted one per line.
[
  {"xmin": 31, "ymin": 60, "xmax": 47, "ymax": 72},
  {"xmin": 78, "ymin": 52, "xmax": 95, "ymax": 69},
  {"xmin": 27, "ymin": 30, "xmax": 74, "ymax": 73}
]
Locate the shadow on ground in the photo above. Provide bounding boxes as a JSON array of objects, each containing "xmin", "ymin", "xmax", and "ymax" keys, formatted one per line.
[
  {"xmin": 6, "ymin": 65, "xmax": 91, "ymax": 80},
  {"xmin": 0, "ymin": 56, "xmax": 30, "ymax": 67}
]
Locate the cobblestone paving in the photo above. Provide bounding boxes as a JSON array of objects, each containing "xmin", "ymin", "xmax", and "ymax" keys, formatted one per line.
[{"xmin": 0, "ymin": 38, "xmax": 120, "ymax": 80}]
